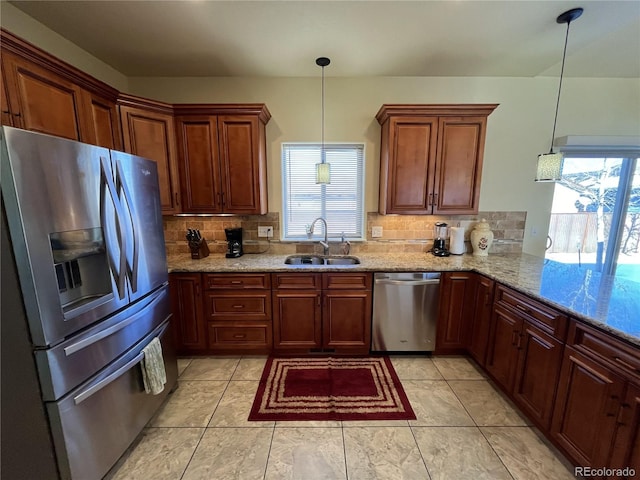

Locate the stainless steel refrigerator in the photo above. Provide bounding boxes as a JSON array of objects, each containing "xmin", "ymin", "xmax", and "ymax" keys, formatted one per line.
[{"xmin": 1, "ymin": 126, "xmax": 178, "ymax": 480}]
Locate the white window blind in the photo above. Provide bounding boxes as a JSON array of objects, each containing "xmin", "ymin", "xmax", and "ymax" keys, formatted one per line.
[{"xmin": 282, "ymin": 143, "xmax": 365, "ymax": 241}]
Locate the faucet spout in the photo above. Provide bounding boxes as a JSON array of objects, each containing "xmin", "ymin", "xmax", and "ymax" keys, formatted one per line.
[{"xmin": 309, "ymin": 217, "xmax": 330, "ymax": 255}]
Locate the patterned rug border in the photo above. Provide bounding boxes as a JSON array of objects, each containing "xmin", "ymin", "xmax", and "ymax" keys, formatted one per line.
[{"xmin": 248, "ymin": 356, "xmax": 416, "ymax": 421}]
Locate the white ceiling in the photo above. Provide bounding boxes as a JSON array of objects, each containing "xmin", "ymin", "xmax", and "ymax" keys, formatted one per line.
[{"xmin": 7, "ymin": 0, "xmax": 640, "ymax": 78}]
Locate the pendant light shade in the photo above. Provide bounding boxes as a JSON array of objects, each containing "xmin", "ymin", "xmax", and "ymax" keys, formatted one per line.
[
  {"xmin": 315, "ymin": 56, "xmax": 331, "ymax": 184},
  {"xmin": 535, "ymin": 7, "xmax": 583, "ymax": 182}
]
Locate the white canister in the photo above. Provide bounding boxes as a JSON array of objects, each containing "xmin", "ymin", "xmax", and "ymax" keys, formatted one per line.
[
  {"xmin": 470, "ymin": 219, "xmax": 494, "ymax": 256},
  {"xmin": 449, "ymin": 226, "xmax": 466, "ymax": 255}
]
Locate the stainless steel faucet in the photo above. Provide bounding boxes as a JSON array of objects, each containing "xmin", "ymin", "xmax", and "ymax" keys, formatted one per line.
[{"xmin": 307, "ymin": 217, "xmax": 330, "ymax": 255}]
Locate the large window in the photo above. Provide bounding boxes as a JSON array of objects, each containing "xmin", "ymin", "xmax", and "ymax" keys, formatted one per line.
[
  {"xmin": 282, "ymin": 143, "xmax": 365, "ymax": 241},
  {"xmin": 547, "ymin": 154, "xmax": 639, "ymax": 279}
]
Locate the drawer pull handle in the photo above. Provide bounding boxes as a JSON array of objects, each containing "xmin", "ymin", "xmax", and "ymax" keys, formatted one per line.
[
  {"xmin": 515, "ymin": 304, "xmax": 530, "ymax": 314},
  {"xmin": 232, "ymin": 304, "xmax": 245, "ymax": 309},
  {"xmin": 230, "ymin": 280, "xmax": 243, "ymax": 284},
  {"xmin": 233, "ymin": 334, "xmax": 246, "ymax": 339},
  {"xmin": 614, "ymin": 356, "xmax": 640, "ymax": 372}
]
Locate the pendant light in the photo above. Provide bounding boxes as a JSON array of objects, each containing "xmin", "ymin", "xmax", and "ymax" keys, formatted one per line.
[
  {"xmin": 535, "ymin": 7, "xmax": 584, "ymax": 182},
  {"xmin": 315, "ymin": 56, "xmax": 331, "ymax": 184}
]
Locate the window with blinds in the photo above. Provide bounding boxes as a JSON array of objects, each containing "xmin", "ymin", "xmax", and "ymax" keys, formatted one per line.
[{"xmin": 282, "ymin": 143, "xmax": 365, "ymax": 241}]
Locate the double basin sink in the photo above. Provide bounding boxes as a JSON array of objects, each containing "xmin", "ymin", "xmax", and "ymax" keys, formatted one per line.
[{"xmin": 284, "ymin": 255, "xmax": 360, "ymax": 266}]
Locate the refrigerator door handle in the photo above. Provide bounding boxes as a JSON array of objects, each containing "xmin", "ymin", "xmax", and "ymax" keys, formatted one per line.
[
  {"xmin": 100, "ymin": 156, "xmax": 128, "ymax": 300},
  {"xmin": 115, "ymin": 159, "xmax": 139, "ymax": 293},
  {"xmin": 73, "ymin": 351, "xmax": 144, "ymax": 405},
  {"xmin": 72, "ymin": 320, "xmax": 170, "ymax": 405},
  {"xmin": 63, "ymin": 288, "xmax": 166, "ymax": 356}
]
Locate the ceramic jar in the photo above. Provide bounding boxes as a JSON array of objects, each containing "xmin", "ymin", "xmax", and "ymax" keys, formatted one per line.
[{"xmin": 470, "ymin": 219, "xmax": 494, "ymax": 256}]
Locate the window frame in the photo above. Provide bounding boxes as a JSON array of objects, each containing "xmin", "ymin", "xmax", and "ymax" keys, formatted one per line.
[{"xmin": 281, "ymin": 142, "xmax": 366, "ymax": 242}]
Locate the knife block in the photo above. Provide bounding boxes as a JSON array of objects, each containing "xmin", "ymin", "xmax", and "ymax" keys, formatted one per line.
[{"xmin": 189, "ymin": 238, "xmax": 210, "ymax": 259}]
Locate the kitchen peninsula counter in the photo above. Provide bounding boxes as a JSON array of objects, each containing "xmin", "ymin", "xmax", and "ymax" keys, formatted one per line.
[{"xmin": 167, "ymin": 252, "xmax": 640, "ymax": 347}]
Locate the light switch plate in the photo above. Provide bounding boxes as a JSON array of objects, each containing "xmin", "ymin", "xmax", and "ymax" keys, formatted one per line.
[
  {"xmin": 371, "ymin": 226, "xmax": 383, "ymax": 238},
  {"xmin": 258, "ymin": 226, "xmax": 273, "ymax": 237}
]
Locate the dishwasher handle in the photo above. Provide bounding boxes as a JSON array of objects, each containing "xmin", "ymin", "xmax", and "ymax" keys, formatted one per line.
[{"xmin": 375, "ymin": 278, "xmax": 441, "ymax": 286}]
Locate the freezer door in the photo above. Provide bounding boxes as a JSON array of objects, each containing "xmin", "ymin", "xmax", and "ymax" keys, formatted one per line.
[
  {"xmin": 36, "ymin": 285, "xmax": 170, "ymax": 401},
  {"xmin": 110, "ymin": 150, "xmax": 168, "ymax": 303},
  {"xmin": 1, "ymin": 127, "xmax": 131, "ymax": 346},
  {"xmin": 46, "ymin": 318, "xmax": 178, "ymax": 480}
]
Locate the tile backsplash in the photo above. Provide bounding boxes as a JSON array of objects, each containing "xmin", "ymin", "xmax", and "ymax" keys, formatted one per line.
[{"xmin": 164, "ymin": 211, "xmax": 525, "ymax": 256}]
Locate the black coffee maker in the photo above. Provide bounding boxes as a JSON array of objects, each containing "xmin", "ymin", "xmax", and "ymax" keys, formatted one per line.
[{"xmin": 225, "ymin": 228, "xmax": 243, "ymax": 258}]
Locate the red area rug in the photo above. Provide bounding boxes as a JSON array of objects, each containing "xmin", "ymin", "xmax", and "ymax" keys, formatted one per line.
[{"xmin": 248, "ymin": 356, "xmax": 416, "ymax": 421}]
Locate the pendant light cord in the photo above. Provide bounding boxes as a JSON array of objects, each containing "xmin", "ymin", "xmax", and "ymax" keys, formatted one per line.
[
  {"xmin": 321, "ymin": 63, "xmax": 325, "ymax": 164},
  {"xmin": 549, "ymin": 19, "xmax": 573, "ymax": 153}
]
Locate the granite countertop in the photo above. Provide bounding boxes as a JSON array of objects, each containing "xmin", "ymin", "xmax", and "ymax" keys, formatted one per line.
[{"xmin": 167, "ymin": 252, "xmax": 640, "ymax": 348}]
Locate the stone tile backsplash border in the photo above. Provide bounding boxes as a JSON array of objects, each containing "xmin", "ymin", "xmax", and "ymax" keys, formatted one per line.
[{"xmin": 164, "ymin": 211, "xmax": 526, "ymax": 256}]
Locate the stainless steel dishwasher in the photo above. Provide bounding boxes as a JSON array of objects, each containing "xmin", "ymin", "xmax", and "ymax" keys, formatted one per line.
[{"xmin": 371, "ymin": 272, "xmax": 441, "ymax": 352}]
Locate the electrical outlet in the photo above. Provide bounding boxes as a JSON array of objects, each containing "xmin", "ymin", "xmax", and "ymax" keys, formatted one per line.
[
  {"xmin": 371, "ymin": 226, "xmax": 383, "ymax": 238},
  {"xmin": 258, "ymin": 226, "xmax": 273, "ymax": 238}
]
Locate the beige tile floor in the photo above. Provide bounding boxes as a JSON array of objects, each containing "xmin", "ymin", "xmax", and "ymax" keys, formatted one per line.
[{"xmin": 105, "ymin": 355, "xmax": 577, "ymax": 480}]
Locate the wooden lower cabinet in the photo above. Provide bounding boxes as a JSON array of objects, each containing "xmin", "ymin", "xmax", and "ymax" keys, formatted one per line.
[
  {"xmin": 169, "ymin": 273, "xmax": 207, "ymax": 354},
  {"xmin": 551, "ymin": 347, "xmax": 626, "ymax": 468},
  {"xmin": 486, "ymin": 288, "xmax": 565, "ymax": 430},
  {"xmin": 435, "ymin": 271, "xmax": 475, "ymax": 354},
  {"xmin": 467, "ymin": 274, "xmax": 495, "ymax": 366},
  {"xmin": 272, "ymin": 272, "xmax": 372, "ymax": 354},
  {"xmin": 609, "ymin": 382, "xmax": 640, "ymax": 476},
  {"xmin": 323, "ymin": 289, "xmax": 372, "ymax": 352},
  {"xmin": 203, "ymin": 273, "xmax": 272, "ymax": 354}
]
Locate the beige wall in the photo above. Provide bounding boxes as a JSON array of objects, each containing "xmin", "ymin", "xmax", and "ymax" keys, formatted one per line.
[{"xmin": 3, "ymin": 3, "xmax": 639, "ymax": 257}]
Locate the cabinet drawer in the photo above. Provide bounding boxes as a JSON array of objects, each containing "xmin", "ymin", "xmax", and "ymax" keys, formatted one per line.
[
  {"xmin": 204, "ymin": 292, "xmax": 271, "ymax": 321},
  {"xmin": 204, "ymin": 273, "xmax": 270, "ymax": 290},
  {"xmin": 271, "ymin": 273, "xmax": 321, "ymax": 290},
  {"xmin": 568, "ymin": 320, "xmax": 640, "ymax": 380},
  {"xmin": 208, "ymin": 324, "xmax": 270, "ymax": 347},
  {"xmin": 494, "ymin": 284, "xmax": 567, "ymax": 340},
  {"xmin": 323, "ymin": 272, "xmax": 372, "ymax": 290}
]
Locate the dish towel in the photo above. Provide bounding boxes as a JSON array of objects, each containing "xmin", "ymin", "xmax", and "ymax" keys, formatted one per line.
[{"xmin": 141, "ymin": 337, "xmax": 167, "ymax": 395}]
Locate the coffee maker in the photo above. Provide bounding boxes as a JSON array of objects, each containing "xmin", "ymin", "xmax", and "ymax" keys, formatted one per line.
[
  {"xmin": 225, "ymin": 228, "xmax": 243, "ymax": 258},
  {"xmin": 431, "ymin": 222, "xmax": 450, "ymax": 257}
]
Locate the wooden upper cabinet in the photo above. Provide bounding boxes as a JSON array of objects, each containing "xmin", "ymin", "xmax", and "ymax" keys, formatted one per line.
[
  {"xmin": 118, "ymin": 95, "xmax": 181, "ymax": 214},
  {"xmin": 175, "ymin": 115, "xmax": 222, "ymax": 213},
  {"xmin": 1, "ymin": 51, "xmax": 85, "ymax": 141},
  {"xmin": 174, "ymin": 105, "xmax": 270, "ymax": 215},
  {"xmin": 218, "ymin": 115, "xmax": 267, "ymax": 213},
  {"xmin": 1, "ymin": 29, "xmax": 122, "ymax": 149},
  {"xmin": 1, "ymin": 63, "xmax": 13, "ymax": 126},
  {"xmin": 434, "ymin": 116, "xmax": 487, "ymax": 213},
  {"xmin": 83, "ymin": 90, "xmax": 121, "ymax": 150},
  {"xmin": 377, "ymin": 104, "xmax": 497, "ymax": 215}
]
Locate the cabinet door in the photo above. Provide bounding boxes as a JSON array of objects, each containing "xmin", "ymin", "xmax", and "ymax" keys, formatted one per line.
[
  {"xmin": 323, "ymin": 290, "xmax": 372, "ymax": 353},
  {"xmin": 120, "ymin": 105, "xmax": 181, "ymax": 214},
  {"xmin": 218, "ymin": 115, "xmax": 267, "ymax": 214},
  {"xmin": 83, "ymin": 90, "xmax": 122, "ymax": 150},
  {"xmin": 468, "ymin": 275, "xmax": 495, "ymax": 366},
  {"xmin": 551, "ymin": 347, "xmax": 625, "ymax": 468},
  {"xmin": 169, "ymin": 273, "xmax": 207, "ymax": 353},
  {"xmin": 1, "ymin": 52, "xmax": 86, "ymax": 141},
  {"xmin": 176, "ymin": 116, "xmax": 222, "ymax": 213},
  {"xmin": 486, "ymin": 305, "xmax": 522, "ymax": 391},
  {"xmin": 432, "ymin": 116, "xmax": 486, "ymax": 214},
  {"xmin": 610, "ymin": 382, "xmax": 640, "ymax": 475},
  {"xmin": 513, "ymin": 321, "xmax": 564, "ymax": 430},
  {"xmin": 272, "ymin": 291, "xmax": 322, "ymax": 351},
  {"xmin": 436, "ymin": 272, "xmax": 475, "ymax": 353},
  {"xmin": 379, "ymin": 116, "xmax": 438, "ymax": 214},
  {"xmin": 1, "ymin": 64, "xmax": 13, "ymax": 126}
]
